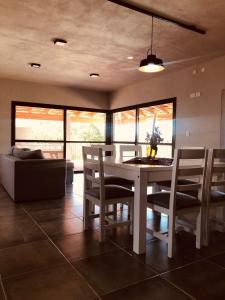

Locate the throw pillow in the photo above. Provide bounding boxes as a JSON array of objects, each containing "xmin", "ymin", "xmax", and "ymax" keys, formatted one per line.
[
  {"xmin": 8, "ymin": 146, "xmax": 30, "ymax": 156},
  {"xmin": 18, "ymin": 149, "xmax": 44, "ymax": 159}
]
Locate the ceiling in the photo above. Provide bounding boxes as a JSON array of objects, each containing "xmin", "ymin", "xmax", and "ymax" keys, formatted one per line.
[{"xmin": 1, "ymin": 0, "xmax": 225, "ymax": 91}]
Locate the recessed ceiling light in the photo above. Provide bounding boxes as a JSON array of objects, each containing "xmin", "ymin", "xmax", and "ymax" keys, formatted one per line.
[
  {"xmin": 29, "ymin": 63, "xmax": 41, "ymax": 68},
  {"xmin": 90, "ymin": 73, "xmax": 100, "ymax": 78},
  {"xmin": 127, "ymin": 56, "xmax": 134, "ymax": 60},
  {"xmin": 53, "ymin": 38, "xmax": 67, "ymax": 46}
]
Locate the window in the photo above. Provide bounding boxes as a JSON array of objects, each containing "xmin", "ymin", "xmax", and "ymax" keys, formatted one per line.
[
  {"xmin": 13, "ymin": 103, "xmax": 107, "ymax": 172},
  {"xmin": 15, "ymin": 105, "xmax": 64, "ymax": 157},
  {"xmin": 112, "ymin": 100, "xmax": 175, "ymax": 158},
  {"xmin": 66, "ymin": 110, "xmax": 106, "ymax": 171},
  {"xmin": 138, "ymin": 102, "xmax": 174, "ymax": 157},
  {"xmin": 113, "ymin": 110, "xmax": 136, "ymax": 142}
]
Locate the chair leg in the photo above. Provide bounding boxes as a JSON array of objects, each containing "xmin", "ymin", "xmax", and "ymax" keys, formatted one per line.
[
  {"xmin": 84, "ymin": 198, "xmax": 91, "ymax": 230},
  {"xmin": 202, "ymin": 206, "xmax": 209, "ymax": 246},
  {"xmin": 168, "ymin": 214, "xmax": 176, "ymax": 258},
  {"xmin": 91, "ymin": 203, "xmax": 95, "ymax": 214},
  {"xmin": 99, "ymin": 205, "xmax": 106, "ymax": 242},
  {"xmin": 196, "ymin": 208, "xmax": 202, "ymax": 249},
  {"xmin": 113, "ymin": 204, "xmax": 117, "ymax": 221},
  {"xmin": 129, "ymin": 201, "xmax": 133, "ymax": 235}
]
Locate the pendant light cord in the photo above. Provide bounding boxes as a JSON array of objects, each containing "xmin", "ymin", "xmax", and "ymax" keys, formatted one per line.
[{"xmin": 147, "ymin": 17, "xmax": 154, "ymax": 56}]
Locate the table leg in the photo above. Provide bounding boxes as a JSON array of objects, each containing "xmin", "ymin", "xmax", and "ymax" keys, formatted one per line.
[{"xmin": 133, "ymin": 170, "xmax": 147, "ymax": 254}]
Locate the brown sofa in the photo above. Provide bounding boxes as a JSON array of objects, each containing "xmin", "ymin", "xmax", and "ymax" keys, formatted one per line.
[{"xmin": 0, "ymin": 154, "xmax": 66, "ymax": 202}]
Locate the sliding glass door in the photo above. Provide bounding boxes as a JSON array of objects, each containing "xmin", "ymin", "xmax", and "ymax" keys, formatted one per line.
[{"xmin": 66, "ymin": 110, "xmax": 106, "ymax": 171}]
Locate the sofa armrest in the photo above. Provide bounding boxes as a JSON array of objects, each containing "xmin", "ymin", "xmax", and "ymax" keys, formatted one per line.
[{"xmin": 0, "ymin": 155, "xmax": 19, "ymax": 199}]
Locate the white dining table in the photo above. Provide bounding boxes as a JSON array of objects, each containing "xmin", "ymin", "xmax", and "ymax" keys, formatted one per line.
[{"xmin": 103, "ymin": 157, "xmax": 172, "ymax": 255}]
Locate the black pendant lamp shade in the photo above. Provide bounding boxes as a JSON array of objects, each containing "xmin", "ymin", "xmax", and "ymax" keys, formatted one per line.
[{"xmin": 139, "ymin": 17, "xmax": 165, "ymax": 73}]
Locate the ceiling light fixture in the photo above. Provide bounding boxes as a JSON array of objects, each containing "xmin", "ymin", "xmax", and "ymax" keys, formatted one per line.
[
  {"xmin": 53, "ymin": 38, "xmax": 67, "ymax": 46},
  {"xmin": 29, "ymin": 63, "xmax": 41, "ymax": 68},
  {"xmin": 139, "ymin": 17, "xmax": 165, "ymax": 73},
  {"xmin": 90, "ymin": 73, "xmax": 100, "ymax": 78},
  {"xmin": 127, "ymin": 56, "xmax": 134, "ymax": 60}
]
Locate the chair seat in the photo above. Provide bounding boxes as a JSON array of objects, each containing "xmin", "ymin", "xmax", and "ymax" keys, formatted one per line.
[
  {"xmin": 147, "ymin": 191, "xmax": 200, "ymax": 210},
  {"xmin": 104, "ymin": 174, "xmax": 133, "ymax": 188},
  {"xmin": 211, "ymin": 190, "xmax": 225, "ymax": 202},
  {"xmin": 86, "ymin": 184, "xmax": 134, "ymax": 200}
]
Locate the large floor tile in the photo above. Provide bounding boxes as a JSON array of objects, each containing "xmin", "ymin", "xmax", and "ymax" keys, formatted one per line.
[
  {"xmin": 0, "ymin": 215, "xmax": 45, "ymax": 249},
  {"xmin": 102, "ymin": 277, "xmax": 192, "ymax": 300},
  {"xmin": 0, "ymin": 281, "xmax": 6, "ymax": 300},
  {"xmin": 29, "ymin": 207, "xmax": 76, "ymax": 222},
  {"xmin": 109, "ymin": 226, "xmax": 154, "ymax": 251},
  {"xmin": 163, "ymin": 260, "xmax": 225, "ymax": 300},
  {"xmin": 209, "ymin": 251, "xmax": 225, "ymax": 268},
  {"xmin": 4, "ymin": 263, "xmax": 98, "ymax": 300},
  {"xmin": 0, "ymin": 240, "xmax": 65, "ymax": 278},
  {"xmin": 70, "ymin": 205, "xmax": 84, "ymax": 218},
  {"xmin": 73, "ymin": 250, "xmax": 156, "ymax": 295},
  {"xmin": 39, "ymin": 217, "xmax": 84, "ymax": 238},
  {"xmin": 22, "ymin": 197, "xmax": 76, "ymax": 212},
  {"xmin": 132, "ymin": 231, "xmax": 204, "ymax": 273},
  {"xmin": 53, "ymin": 231, "xmax": 118, "ymax": 261},
  {"xmin": 0, "ymin": 200, "xmax": 25, "ymax": 218}
]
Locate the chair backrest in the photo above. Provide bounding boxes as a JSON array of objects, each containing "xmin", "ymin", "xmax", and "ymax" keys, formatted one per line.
[
  {"xmin": 205, "ymin": 149, "xmax": 225, "ymax": 203},
  {"xmin": 91, "ymin": 144, "xmax": 116, "ymax": 159},
  {"xmin": 170, "ymin": 148, "xmax": 207, "ymax": 211},
  {"xmin": 120, "ymin": 145, "xmax": 142, "ymax": 158},
  {"xmin": 82, "ymin": 146, "xmax": 105, "ymax": 202}
]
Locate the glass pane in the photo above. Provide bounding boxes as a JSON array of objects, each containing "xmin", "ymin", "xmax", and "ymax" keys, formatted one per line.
[
  {"xmin": 138, "ymin": 103, "xmax": 173, "ymax": 143},
  {"xmin": 15, "ymin": 106, "xmax": 64, "ymax": 140},
  {"xmin": 15, "ymin": 142, "xmax": 64, "ymax": 158},
  {"xmin": 140, "ymin": 144, "xmax": 172, "ymax": 158},
  {"xmin": 66, "ymin": 110, "xmax": 106, "ymax": 142},
  {"xmin": 113, "ymin": 110, "xmax": 136, "ymax": 142}
]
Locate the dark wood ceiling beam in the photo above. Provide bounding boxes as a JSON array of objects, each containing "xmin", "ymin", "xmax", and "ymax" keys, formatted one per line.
[{"xmin": 107, "ymin": 0, "xmax": 206, "ymax": 35}]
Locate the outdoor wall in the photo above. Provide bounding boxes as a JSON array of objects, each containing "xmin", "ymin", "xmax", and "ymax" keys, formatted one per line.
[
  {"xmin": 0, "ymin": 78, "xmax": 110, "ymax": 153},
  {"xmin": 110, "ymin": 54, "xmax": 225, "ymax": 149}
]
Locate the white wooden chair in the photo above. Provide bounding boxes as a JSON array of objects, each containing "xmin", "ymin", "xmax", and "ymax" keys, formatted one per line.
[
  {"xmin": 147, "ymin": 148, "xmax": 207, "ymax": 258},
  {"xmin": 91, "ymin": 144, "xmax": 116, "ymax": 159},
  {"xmin": 91, "ymin": 144, "xmax": 133, "ymax": 189},
  {"xmin": 119, "ymin": 145, "xmax": 142, "ymax": 158},
  {"xmin": 83, "ymin": 146, "xmax": 134, "ymax": 241},
  {"xmin": 158, "ymin": 147, "xmax": 205, "ymax": 193},
  {"xmin": 204, "ymin": 148, "xmax": 225, "ymax": 245}
]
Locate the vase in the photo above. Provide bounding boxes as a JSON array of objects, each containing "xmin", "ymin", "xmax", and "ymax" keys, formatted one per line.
[{"xmin": 146, "ymin": 145, "xmax": 157, "ymax": 158}]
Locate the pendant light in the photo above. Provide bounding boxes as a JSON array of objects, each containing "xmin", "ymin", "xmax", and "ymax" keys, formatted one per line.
[{"xmin": 139, "ymin": 17, "xmax": 165, "ymax": 73}]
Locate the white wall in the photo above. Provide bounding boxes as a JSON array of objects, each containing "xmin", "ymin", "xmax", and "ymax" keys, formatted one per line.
[
  {"xmin": 0, "ymin": 78, "xmax": 110, "ymax": 153},
  {"xmin": 110, "ymin": 55, "xmax": 225, "ymax": 148}
]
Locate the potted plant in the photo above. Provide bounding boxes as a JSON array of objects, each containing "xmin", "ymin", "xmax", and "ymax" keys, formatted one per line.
[{"xmin": 145, "ymin": 126, "xmax": 164, "ymax": 158}]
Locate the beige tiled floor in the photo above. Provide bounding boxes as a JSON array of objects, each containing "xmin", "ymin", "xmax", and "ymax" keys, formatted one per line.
[{"xmin": 1, "ymin": 174, "xmax": 225, "ymax": 299}]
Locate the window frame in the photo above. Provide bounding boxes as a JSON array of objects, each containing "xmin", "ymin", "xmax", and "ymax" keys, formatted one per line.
[
  {"xmin": 11, "ymin": 97, "xmax": 176, "ymax": 171},
  {"xmin": 111, "ymin": 98, "xmax": 176, "ymax": 156},
  {"xmin": 12, "ymin": 101, "xmax": 110, "ymax": 173}
]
